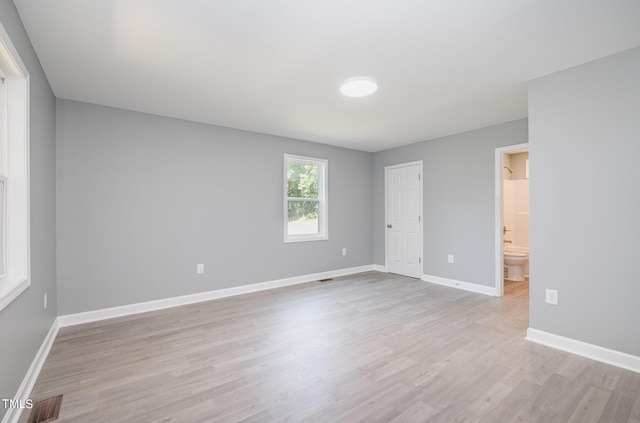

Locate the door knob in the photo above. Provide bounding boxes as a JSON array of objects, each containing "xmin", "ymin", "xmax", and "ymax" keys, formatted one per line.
[{"xmin": 387, "ymin": 224, "xmax": 392, "ymax": 228}]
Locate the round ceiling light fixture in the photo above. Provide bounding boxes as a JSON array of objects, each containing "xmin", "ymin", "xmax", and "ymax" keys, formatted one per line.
[{"xmin": 340, "ymin": 77, "xmax": 378, "ymax": 98}]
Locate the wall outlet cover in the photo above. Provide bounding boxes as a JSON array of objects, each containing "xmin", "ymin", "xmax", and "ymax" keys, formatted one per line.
[{"xmin": 546, "ymin": 289, "xmax": 558, "ymax": 305}]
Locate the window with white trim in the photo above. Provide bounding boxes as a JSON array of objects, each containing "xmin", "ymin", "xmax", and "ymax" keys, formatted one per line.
[
  {"xmin": 284, "ymin": 154, "xmax": 328, "ymax": 242},
  {"xmin": 0, "ymin": 22, "xmax": 31, "ymax": 311},
  {"xmin": 0, "ymin": 77, "xmax": 6, "ymax": 278}
]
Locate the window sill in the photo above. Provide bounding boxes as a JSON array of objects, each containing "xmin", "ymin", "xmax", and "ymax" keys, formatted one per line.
[
  {"xmin": 0, "ymin": 277, "xmax": 30, "ymax": 312},
  {"xmin": 284, "ymin": 235, "xmax": 329, "ymax": 243}
]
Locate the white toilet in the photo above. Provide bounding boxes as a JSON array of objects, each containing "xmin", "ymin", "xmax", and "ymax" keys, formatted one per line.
[{"xmin": 504, "ymin": 250, "xmax": 528, "ymax": 281}]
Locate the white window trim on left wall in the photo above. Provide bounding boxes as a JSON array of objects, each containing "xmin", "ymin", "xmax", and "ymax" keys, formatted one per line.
[{"xmin": 0, "ymin": 21, "xmax": 31, "ymax": 312}]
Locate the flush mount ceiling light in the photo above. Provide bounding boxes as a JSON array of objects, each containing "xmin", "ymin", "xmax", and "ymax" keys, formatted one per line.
[{"xmin": 340, "ymin": 77, "xmax": 378, "ymax": 97}]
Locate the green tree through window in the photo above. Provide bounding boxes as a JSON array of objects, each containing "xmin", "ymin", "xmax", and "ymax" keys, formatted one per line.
[{"xmin": 287, "ymin": 163, "xmax": 319, "ymax": 225}]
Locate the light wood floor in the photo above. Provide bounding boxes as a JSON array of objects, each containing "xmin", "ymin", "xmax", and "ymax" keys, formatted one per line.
[{"xmin": 23, "ymin": 272, "xmax": 640, "ymax": 422}]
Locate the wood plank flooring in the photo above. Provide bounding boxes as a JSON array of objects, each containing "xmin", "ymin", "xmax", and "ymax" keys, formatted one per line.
[{"xmin": 22, "ymin": 272, "xmax": 640, "ymax": 422}]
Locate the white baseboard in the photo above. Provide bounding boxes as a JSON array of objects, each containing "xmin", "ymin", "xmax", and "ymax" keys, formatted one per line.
[
  {"xmin": 526, "ymin": 328, "xmax": 640, "ymax": 374},
  {"xmin": 3, "ymin": 318, "xmax": 60, "ymax": 423},
  {"xmin": 57, "ymin": 265, "xmax": 374, "ymax": 327},
  {"xmin": 372, "ymin": 264, "xmax": 387, "ymax": 272},
  {"xmin": 422, "ymin": 274, "xmax": 496, "ymax": 296}
]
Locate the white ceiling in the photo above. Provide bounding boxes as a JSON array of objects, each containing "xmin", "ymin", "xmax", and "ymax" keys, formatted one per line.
[{"xmin": 13, "ymin": 0, "xmax": 640, "ymax": 152}]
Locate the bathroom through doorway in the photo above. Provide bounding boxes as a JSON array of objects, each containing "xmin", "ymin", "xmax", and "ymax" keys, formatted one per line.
[{"xmin": 495, "ymin": 143, "xmax": 529, "ymax": 298}]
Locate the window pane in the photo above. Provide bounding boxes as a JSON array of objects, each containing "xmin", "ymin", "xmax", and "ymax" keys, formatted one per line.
[
  {"xmin": 0, "ymin": 178, "xmax": 4, "ymax": 276},
  {"xmin": 288, "ymin": 200, "xmax": 319, "ymax": 235},
  {"xmin": 287, "ymin": 163, "xmax": 318, "ymax": 199}
]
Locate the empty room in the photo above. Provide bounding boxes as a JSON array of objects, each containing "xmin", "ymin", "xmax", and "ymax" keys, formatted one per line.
[{"xmin": 2, "ymin": 1, "xmax": 640, "ymax": 422}]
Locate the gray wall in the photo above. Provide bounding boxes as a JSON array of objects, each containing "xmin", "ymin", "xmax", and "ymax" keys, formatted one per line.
[
  {"xmin": 0, "ymin": 0, "xmax": 57, "ymax": 418},
  {"xmin": 529, "ymin": 47, "xmax": 640, "ymax": 356},
  {"xmin": 56, "ymin": 100, "xmax": 373, "ymax": 315},
  {"xmin": 373, "ymin": 119, "xmax": 528, "ymax": 286}
]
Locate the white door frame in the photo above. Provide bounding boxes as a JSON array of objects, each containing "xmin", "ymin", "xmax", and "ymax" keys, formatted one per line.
[
  {"xmin": 384, "ymin": 160, "xmax": 424, "ymax": 277},
  {"xmin": 494, "ymin": 143, "xmax": 529, "ymax": 296}
]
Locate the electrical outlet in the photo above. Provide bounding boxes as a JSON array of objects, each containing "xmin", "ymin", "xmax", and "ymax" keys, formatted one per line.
[
  {"xmin": 197, "ymin": 264, "xmax": 204, "ymax": 274},
  {"xmin": 545, "ymin": 289, "xmax": 558, "ymax": 305},
  {"xmin": 448, "ymin": 254, "xmax": 454, "ymax": 264},
  {"xmin": 44, "ymin": 293, "xmax": 47, "ymax": 309},
  {"xmin": 342, "ymin": 248, "xmax": 347, "ymax": 256}
]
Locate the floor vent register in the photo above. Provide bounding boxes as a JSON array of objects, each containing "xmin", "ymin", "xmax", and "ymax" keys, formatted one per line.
[{"xmin": 28, "ymin": 394, "xmax": 63, "ymax": 423}]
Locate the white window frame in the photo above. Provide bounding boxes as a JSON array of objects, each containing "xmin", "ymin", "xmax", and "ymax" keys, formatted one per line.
[
  {"xmin": 284, "ymin": 154, "xmax": 328, "ymax": 243},
  {"xmin": 0, "ymin": 78, "xmax": 6, "ymax": 279},
  {"xmin": 0, "ymin": 21, "xmax": 31, "ymax": 312},
  {"xmin": 0, "ymin": 174, "xmax": 7, "ymax": 281},
  {"xmin": 0, "ymin": 175, "xmax": 6, "ymax": 279}
]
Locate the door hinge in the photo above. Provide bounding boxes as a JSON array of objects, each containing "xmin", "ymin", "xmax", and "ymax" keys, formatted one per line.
[
  {"xmin": 419, "ymin": 257, "xmax": 422, "ymax": 264},
  {"xmin": 418, "ymin": 216, "xmax": 421, "ymax": 222},
  {"xmin": 418, "ymin": 173, "xmax": 421, "ymax": 180}
]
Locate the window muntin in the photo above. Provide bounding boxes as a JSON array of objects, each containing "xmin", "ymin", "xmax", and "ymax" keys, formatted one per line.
[{"xmin": 284, "ymin": 154, "xmax": 328, "ymax": 242}]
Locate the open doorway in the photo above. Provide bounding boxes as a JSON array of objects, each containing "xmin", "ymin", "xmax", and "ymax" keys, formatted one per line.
[{"xmin": 495, "ymin": 144, "xmax": 529, "ymax": 297}]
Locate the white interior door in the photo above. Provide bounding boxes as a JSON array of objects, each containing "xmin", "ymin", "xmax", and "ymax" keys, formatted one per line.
[{"xmin": 385, "ymin": 162, "xmax": 422, "ymax": 278}]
